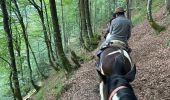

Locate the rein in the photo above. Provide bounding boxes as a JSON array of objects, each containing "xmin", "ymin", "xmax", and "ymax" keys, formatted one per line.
[{"xmin": 108, "ymin": 86, "xmax": 127, "ymax": 100}]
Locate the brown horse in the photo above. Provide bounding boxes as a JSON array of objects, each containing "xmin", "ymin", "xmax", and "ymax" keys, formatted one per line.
[{"xmin": 96, "ymin": 45, "xmax": 137, "ymax": 100}]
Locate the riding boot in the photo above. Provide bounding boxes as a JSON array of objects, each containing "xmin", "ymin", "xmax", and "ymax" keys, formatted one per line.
[
  {"xmin": 96, "ymin": 59, "xmax": 100, "ymax": 71},
  {"xmin": 127, "ymin": 47, "xmax": 132, "ymax": 53}
]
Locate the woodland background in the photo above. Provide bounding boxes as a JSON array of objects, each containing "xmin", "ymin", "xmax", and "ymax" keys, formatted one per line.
[{"xmin": 0, "ymin": 0, "xmax": 170, "ymax": 100}]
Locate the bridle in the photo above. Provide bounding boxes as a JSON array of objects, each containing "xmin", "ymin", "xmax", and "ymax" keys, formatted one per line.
[{"xmin": 108, "ymin": 86, "xmax": 127, "ymax": 100}]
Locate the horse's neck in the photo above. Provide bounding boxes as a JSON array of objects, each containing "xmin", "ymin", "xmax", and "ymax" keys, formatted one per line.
[
  {"xmin": 108, "ymin": 76, "xmax": 130, "ymax": 94},
  {"xmin": 108, "ymin": 77, "xmax": 136, "ymax": 100},
  {"xmin": 115, "ymin": 88, "xmax": 137, "ymax": 100}
]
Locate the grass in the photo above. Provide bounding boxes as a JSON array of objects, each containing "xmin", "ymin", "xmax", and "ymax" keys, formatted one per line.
[
  {"xmin": 33, "ymin": 53, "xmax": 92, "ymax": 100},
  {"xmin": 79, "ymin": 54, "xmax": 93, "ymax": 62},
  {"xmin": 55, "ymin": 82, "xmax": 65, "ymax": 99},
  {"xmin": 166, "ymin": 39, "xmax": 170, "ymax": 46}
]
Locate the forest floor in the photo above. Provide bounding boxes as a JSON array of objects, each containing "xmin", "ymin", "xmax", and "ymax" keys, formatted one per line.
[{"xmin": 42, "ymin": 6, "xmax": 170, "ymax": 100}]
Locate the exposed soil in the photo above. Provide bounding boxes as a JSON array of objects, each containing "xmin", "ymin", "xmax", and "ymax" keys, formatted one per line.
[{"xmin": 61, "ymin": 6, "xmax": 170, "ymax": 100}]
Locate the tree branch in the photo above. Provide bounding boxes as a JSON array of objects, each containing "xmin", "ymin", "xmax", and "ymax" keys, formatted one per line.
[{"xmin": 0, "ymin": 56, "xmax": 11, "ymax": 66}]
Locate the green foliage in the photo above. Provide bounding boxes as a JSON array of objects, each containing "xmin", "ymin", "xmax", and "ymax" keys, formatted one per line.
[
  {"xmin": 78, "ymin": 52, "xmax": 94, "ymax": 63},
  {"xmin": 34, "ymin": 70, "xmax": 66, "ymax": 100},
  {"xmin": 55, "ymin": 82, "xmax": 65, "ymax": 99},
  {"xmin": 0, "ymin": 67, "xmax": 12, "ymax": 99},
  {"xmin": 68, "ymin": 49, "xmax": 93, "ymax": 63},
  {"xmin": 0, "ymin": 0, "xmax": 167, "ymax": 99},
  {"xmin": 91, "ymin": 33, "xmax": 101, "ymax": 45},
  {"xmin": 89, "ymin": 33, "xmax": 101, "ymax": 50},
  {"xmin": 166, "ymin": 39, "xmax": 170, "ymax": 46},
  {"xmin": 117, "ymin": 0, "xmax": 126, "ymax": 7},
  {"xmin": 20, "ymin": 83, "xmax": 31, "ymax": 96},
  {"xmin": 34, "ymin": 88, "xmax": 44, "ymax": 100},
  {"xmin": 132, "ymin": 8, "xmax": 146, "ymax": 25},
  {"xmin": 63, "ymin": 0, "xmax": 73, "ymax": 5},
  {"xmin": 132, "ymin": 0, "xmax": 164, "ymax": 25}
]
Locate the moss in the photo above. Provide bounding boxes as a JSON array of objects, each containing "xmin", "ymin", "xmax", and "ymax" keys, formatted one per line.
[
  {"xmin": 55, "ymin": 82, "xmax": 65, "ymax": 100},
  {"xmin": 78, "ymin": 54, "xmax": 93, "ymax": 63},
  {"xmin": 166, "ymin": 39, "xmax": 170, "ymax": 46},
  {"xmin": 34, "ymin": 70, "xmax": 66, "ymax": 100},
  {"xmin": 149, "ymin": 21, "xmax": 166, "ymax": 34}
]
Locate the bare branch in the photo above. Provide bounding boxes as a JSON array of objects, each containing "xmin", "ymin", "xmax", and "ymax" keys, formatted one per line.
[{"xmin": 0, "ymin": 56, "xmax": 11, "ymax": 66}]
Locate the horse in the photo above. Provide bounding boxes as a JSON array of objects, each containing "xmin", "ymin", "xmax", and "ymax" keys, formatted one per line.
[{"xmin": 96, "ymin": 45, "xmax": 137, "ymax": 100}]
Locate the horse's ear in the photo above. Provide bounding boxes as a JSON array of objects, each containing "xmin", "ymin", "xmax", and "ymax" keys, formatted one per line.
[{"xmin": 125, "ymin": 64, "xmax": 136, "ymax": 82}]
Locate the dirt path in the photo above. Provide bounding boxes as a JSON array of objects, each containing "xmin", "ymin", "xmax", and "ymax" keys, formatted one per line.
[{"xmin": 61, "ymin": 7, "xmax": 170, "ymax": 100}]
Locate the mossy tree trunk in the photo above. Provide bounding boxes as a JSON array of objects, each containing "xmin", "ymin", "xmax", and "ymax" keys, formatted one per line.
[
  {"xmin": 84, "ymin": 0, "xmax": 94, "ymax": 39},
  {"xmin": 108, "ymin": 0, "xmax": 112, "ymax": 15},
  {"xmin": 79, "ymin": 0, "xmax": 90, "ymax": 50},
  {"xmin": 12, "ymin": 0, "xmax": 40, "ymax": 91},
  {"xmin": 70, "ymin": 50, "xmax": 81, "ymax": 69},
  {"xmin": 0, "ymin": 0, "xmax": 22, "ymax": 99},
  {"xmin": 49, "ymin": 0, "xmax": 72, "ymax": 72},
  {"xmin": 165, "ymin": 0, "xmax": 170, "ymax": 13},
  {"xmin": 61, "ymin": 0, "xmax": 68, "ymax": 53},
  {"xmin": 43, "ymin": 0, "xmax": 56, "ymax": 63},
  {"xmin": 126, "ymin": 0, "xmax": 132, "ymax": 22},
  {"xmin": 147, "ymin": 0, "xmax": 165, "ymax": 33},
  {"xmin": 28, "ymin": 0, "xmax": 58, "ymax": 71},
  {"xmin": 113, "ymin": 0, "xmax": 117, "ymax": 9}
]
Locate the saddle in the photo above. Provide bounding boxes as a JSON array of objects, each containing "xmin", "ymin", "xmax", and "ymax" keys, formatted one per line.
[
  {"xmin": 96, "ymin": 40, "xmax": 131, "ymax": 58},
  {"xmin": 96, "ymin": 40, "xmax": 131, "ymax": 73}
]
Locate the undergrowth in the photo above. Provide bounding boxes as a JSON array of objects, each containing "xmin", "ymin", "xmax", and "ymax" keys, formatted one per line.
[
  {"xmin": 132, "ymin": 0, "xmax": 164, "ymax": 25},
  {"xmin": 34, "ymin": 70, "xmax": 66, "ymax": 100},
  {"xmin": 33, "ymin": 1, "xmax": 167, "ymax": 100},
  {"xmin": 166, "ymin": 39, "xmax": 170, "ymax": 46}
]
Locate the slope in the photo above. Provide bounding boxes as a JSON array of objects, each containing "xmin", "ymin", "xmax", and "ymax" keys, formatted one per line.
[{"xmin": 61, "ymin": 6, "xmax": 170, "ymax": 100}]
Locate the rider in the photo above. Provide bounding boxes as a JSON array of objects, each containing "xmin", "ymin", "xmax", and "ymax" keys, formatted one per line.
[
  {"xmin": 96, "ymin": 7, "xmax": 132, "ymax": 71},
  {"xmin": 97, "ymin": 7, "xmax": 132, "ymax": 58},
  {"xmin": 104, "ymin": 13, "xmax": 116, "ymax": 39},
  {"xmin": 100, "ymin": 6, "xmax": 131, "ymax": 52}
]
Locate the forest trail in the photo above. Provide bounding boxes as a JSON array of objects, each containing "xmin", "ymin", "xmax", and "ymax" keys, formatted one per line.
[{"xmin": 60, "ymin": 6, "xmax": 170, "ymax": 100}]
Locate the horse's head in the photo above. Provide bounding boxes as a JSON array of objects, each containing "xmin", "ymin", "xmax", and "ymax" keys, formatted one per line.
[{"xmin": 97, "ymin": 47, "xmax": 137, "ymax": 100}]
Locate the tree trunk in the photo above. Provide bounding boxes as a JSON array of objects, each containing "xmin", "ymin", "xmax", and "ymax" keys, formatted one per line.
[
  {"xmin": 84, "ymin": 0, "xmax": 94, "ymax": 39},
  {"xmin": 9, "ymin": 71, "xmax": 16, "ymax": 100},
  {"xmin": 28, "ymin": 0, "xmax": 58, "ymax": 71},
  {"xmin": 29, "ymin": 44, "xmax": 48, "ymax": 79},
  {"xmin": 9, "ymin": 0, "xmax": 24, "ymax": 80},
  {"xmin": 165, "ymin": 0, "xmax": 170, "ymax": 13},
  {"xmin": 78, "ymin": 1, "xmax": 84, "ymax": 47},
  {"xmin": 13, "ymin": 16, "xmax": 24, "ymax": 79},
  {"xmin": 93, "ymin": 1, "xmax": 97, "ymax": 32},
  {"xmin": 147, "ymin": 0, "xmax": 153, "ymax": 21},
  {"xmin": 49, "ymin": 0, "xmax": 72, "ymax": 72},
  {"xmin": 108, "ymin": 0, "xmax": 111, "ymax": 12},
  {"xmin": 70, "ymin": 50, "xmax": 81, "ymax": 69},
  {"xmin": 113, "ymin": 0, "xmax": 117, "ymax": 9},
  {"xmin": 126, "ymin": 0, "xmax": 132, "ymax": 21},
  {"xmin": 12, "ymin": 0, "xmax": 40, "ymax": 91},
  {"xmin": 0, "ymin": 0, "xmax": 22, "ymax": 99},
  {"xmin": 23, "ymin": 3, "xmax": 44, "ymax": 79},
  {"xmin": 147, "ymin": 0, "xmax": 165, "ymax": 33},
  {"xmin": 79, "ymin": 0, "xmax": 90, "ymax": 49},
  {"xmin": 61, "ymin": 0, "xmax": 68, "ymax": 53},
  {"xmin": 42, "ymin": 0, "xmax": 56, "ymax": 62}
]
